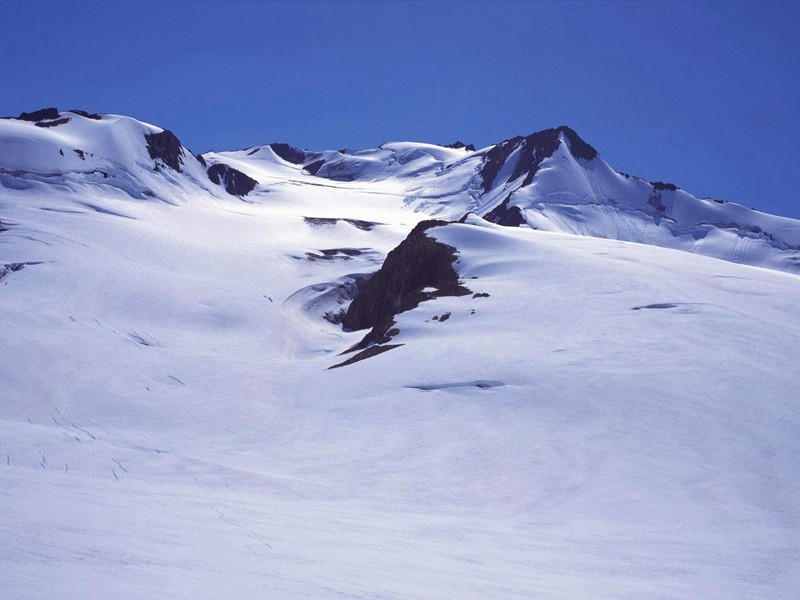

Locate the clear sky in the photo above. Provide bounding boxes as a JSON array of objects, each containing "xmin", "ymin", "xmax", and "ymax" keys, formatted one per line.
[{"xmin": 3, "ymin": 1, "xmax": 799, "ymax": 217}]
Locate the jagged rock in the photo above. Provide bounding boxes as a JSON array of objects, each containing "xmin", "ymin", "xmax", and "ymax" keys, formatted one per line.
[
  {"xmin": 328, "ymin": 344, "xmax": 403, "ymax": 369},
  {"xmin": 559, "ymin": 126, "xmax": 598, "ymax": 161},
  {"xmin": 446, "ymin": 141, "xmax": 476, "ymax": 151},
  {"xmin": 207, "ymin": 163, "xmax": 257, "ymax": 196},
  {"xmin": 144, "ymin": 130, "xmax": 184, "ymax": 172},
  {"xmin": 18, "ymin": 108, "xmax": 60, "ymax": 122},
  {"xmin": 479, "ymin": 126, "xmax": 597, "ymax": 193},
  {"xmin": 484, "ymin": 195, "xmax": 526, "ymax": 227},
  {"xmin": 304, "ymin": 159, "xmax": 326, "ymax": 175},
  {"xmin": 312, "ymin": 160, "xmax": 355, "ymax": 182},
  {"xmin": 69, "ymin": 110, "xmax": 102, "ymax": 120},
  {"xmin": 269, "ymin": 143, "xmax": 307, "ymax": 165},
  {"xmin": 652, "ymin": 181, "xmax": 679, "ymax": 191},
  {"xmin": 342, "ymin": 220, "xmax": 471, "ymax": 349}
]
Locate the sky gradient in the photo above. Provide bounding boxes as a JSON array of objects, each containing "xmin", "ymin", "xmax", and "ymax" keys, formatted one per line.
[{"xmin": 3, "ymin": 1, "xmax": 799, "ymax": 217}]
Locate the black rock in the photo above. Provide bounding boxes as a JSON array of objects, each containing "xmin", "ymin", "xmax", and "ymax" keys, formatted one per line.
[
  {"xmin": 207, "ymin": 163, "xmax": 257, "ymax": 196},
  {"xmin": 311, "ymin": 160, "xmax": 355, "ymax": 181},
  {"xmin": 558, "ymin": 126, "xmax": 598, "ymax": 161},
  {"xmin": 328, "ymin": 344, "xmax": 403, "ymax": 369},
  {"xmin": 341, "ymin": 220, "xmax": 471, "ymax": 349},
  {"xmin": 479, "ymin": 126, "xmax": 597, "ymax": 193},
  {"xmin": 652, "ymin": 181, "xmax": 679, "ymax": 191},
  {"xmin": 269, "ymin": 143, "xmax": 307, "ymax": 165},
  {"xmin": 304, "ymin": 159, "xmax": 326, "ymax": 176},
  {"xmin": 483, "ymin": 195, "xmax": 526, "ymax": 227},
  {"xmin": 446, "ymin": 141, "xmax": 476, "ymax": 151},
  {"xmin": 144, "ymin": 130, "xmax": 185, "ymax": 172},
  {"xmin": 69, "ymin": 110, "xmax": 102, "ymax": 120},
  {"xmin": 18, "ymin": 107, "xmax": 60, "ymax": 122}
]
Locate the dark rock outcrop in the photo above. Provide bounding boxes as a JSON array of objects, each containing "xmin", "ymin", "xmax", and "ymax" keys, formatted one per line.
[
  {"xmin": 311, "ymin": 160, "xmax": 355, "ymax": 182},
  {"xmin": 479, "ymin": 126, "xmax": 597, "ymax": 193},
  {"xmin": 207, "ymin": 163, "xmax": 257, "ymax": 196},
  {"xmin": 18, "ymin": 108, "xmax": 60, "ymax": 122},
  {"xmin": 304, "ymin": 159, "xmax": 326, "ymax": 176},
  {"xmin": 446, "ymin": 141, "xmax": 476, "ymax": 151},
  {"xmin": 269, "ymin": 143, "xmax": 307, "ymax": 165},
  {"xmin": 341, "ymin": 220, "xmax": 471, "ymax": 349},
  {"xmin": 69, "ymin": 110, "xmax": 102, "ymax": 120},
  {"xmin": 559, "ymin": 126, "xmax": 598, "ymax": 161},
  {"xmin": 144, "ymin": 130, "xmax": 184, "ymax": 172},
  {"xmin": 328, "ymin": 344, "xmax": 403, "ymax": 369},
  {"xmin": 652, "ymin": 181, "xmax": 679, "ymax": 192},
  {"xmin": 483, "ymin": 195, "xmax": 526, "ymax": 227}
]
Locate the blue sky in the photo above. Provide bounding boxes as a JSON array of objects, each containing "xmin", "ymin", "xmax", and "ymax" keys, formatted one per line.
[{"xmin": 3, "ymin": 1, "xmax": 799, "ymax": 217}]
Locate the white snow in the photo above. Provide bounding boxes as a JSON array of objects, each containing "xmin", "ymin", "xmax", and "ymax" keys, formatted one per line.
[{"xmin": 1, "ymin": 113, "xmax": 799, "ymax": 599}]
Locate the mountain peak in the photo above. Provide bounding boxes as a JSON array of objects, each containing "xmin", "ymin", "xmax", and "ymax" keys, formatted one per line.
[
  {"xmin": 478, "ymin": 126, "xmax": 598, "ymax": 193},
  {"xmin": 553, "ymin": 125, "xmax": 598, "ymax": 161}
]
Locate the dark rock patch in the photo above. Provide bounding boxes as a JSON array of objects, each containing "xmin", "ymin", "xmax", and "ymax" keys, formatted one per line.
[
  {"xmin": 246, "ymin": 148, "xmax": 259, "ymax": 156},
  {"xmin": 269, "ymin": 143, "xmax": 307, "ymax": 165},
  {"xmin": 438, "ymin": 312, "xmax": 451, "ymax": 322},
  {"xmin": 207, "ymin": 163, "xmax": 257, "ymax": 196},
  {"xmin": 144, "ymin": 130, "xmax": 185, "ymax": 172},
  {"xmin": 313, "ymin": 160, "xmax": 356, "ymax": 182},
  {"xmin": 472, "ymin": 292, "xmax": 490, "ymax": 298},
  {"xmin": 341, "ymin": 220, "xmax": 471, "ymax": 351},
  {"xmin": 304, "ymin": 216, "xmax": 338, "ymax": 227},
  {"xmin": 35, "ymin": 117, "xmax": 70, "ymax": 128},
  {"xmin": 632, "ymin": 303, "xmax": 679, "ymax": 310},
  {"xmin": 446, "ymin": 141, "xmax": 476, "ymax": 151},
  {"xmin": 73, "ymin": 149, "xmax": 86, "ymax": 160},
  {"xmin": 652, "ymin": 181, "xmax": 678, "ymax": 192},
  {"xmin": 345, "ymin": 218, "xmax": 377, "ymax": 230},
  {"xmin": 195, "ymin": 154, "xmax": 207, "ymax": 167},
  {"xmin": 18, "ymin": 108, "xmax": 60, "ymax": 122},
  {"xmin": 479, "ymin": 126, "xmax": 597, "ymax": 193},
  {"xmin": 559, "ymin": 126, "xmax": 598, "ymax": 161},
  {"xmin": 69, "ymin": 110, "xmax": 101, "ymax": 120},
  {"xmin": 484, "ymin": 194, "xmax": 526, "ymax": 226},
  {"xmin": 328, "ymin": 343, "xmax": 403, "ymax": 369},
  {"xmin": 304, "ymin": 159, "xmax": 326, "ymax": 175}
]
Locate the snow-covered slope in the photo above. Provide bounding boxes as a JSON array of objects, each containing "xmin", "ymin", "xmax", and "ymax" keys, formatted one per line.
[
  {"xmin": 202, "ymin": 126, "xmax": 800, "ymax": 274},
  {"xmin": 1, "ymin": 109, "xmax": 799, "ymax": 599},
  {"xmin": 0, "ymin": 108, "xmax": 219, "ymax": 203}
]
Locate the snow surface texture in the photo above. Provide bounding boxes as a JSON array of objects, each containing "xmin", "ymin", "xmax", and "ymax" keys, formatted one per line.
[{"xmin": 1, "ymin": 110, "xmax": 799, "ymax": 599}]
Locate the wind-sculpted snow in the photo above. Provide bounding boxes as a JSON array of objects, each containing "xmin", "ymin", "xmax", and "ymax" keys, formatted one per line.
[{"xmin": 1, "ymin": 109, "xmax": 800, "ymax": 599}]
